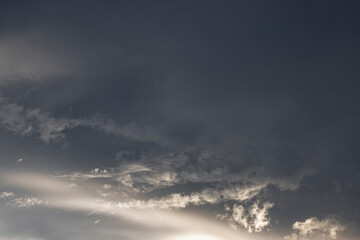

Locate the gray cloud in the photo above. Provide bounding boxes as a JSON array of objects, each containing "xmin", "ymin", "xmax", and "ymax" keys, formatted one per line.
[
  {"xmin": 0, "ymin": 1, "xmax": 359, "ymax": 239},
  {"xmin": 0, "ymin": 97, "xmax": 159, "ymax": 142}
]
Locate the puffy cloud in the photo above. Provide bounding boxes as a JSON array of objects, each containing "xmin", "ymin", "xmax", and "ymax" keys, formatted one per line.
[
  {"xmin": 284, "ymin": 217, "xmax": 345, "ymax": 240},
  {"xmin": 222, "ymin": 200, "xmax": 274, "ymax": 233}
]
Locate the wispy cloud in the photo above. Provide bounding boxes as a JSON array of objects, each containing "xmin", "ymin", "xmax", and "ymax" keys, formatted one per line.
[
  {"xmin": 54, "ymin": 147, "xmax": 314, "ymax": 233},
  {"xmin": 0, "ymin": 171, "xmax": 266, "ymax": 240},
  {"xmin": 117, "ymin": 184, "xmax": 265, "ymax": 210},
  {"xmin": 284, "ymin": 217, "xmax": 345, "ymax": 240},
  {"xmin": 7, "ymin": 197, "xmax": 43, "ymax": 208},
  {"xmin": 0, "ymin": 97, "xmax": 158, "ymax": 142},
  {"xmin": 0, "ymin": 192, "xmax": 14, "ymax": 199}
]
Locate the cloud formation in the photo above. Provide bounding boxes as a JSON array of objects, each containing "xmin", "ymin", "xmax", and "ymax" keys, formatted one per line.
[
  {"xmin": 284, "ymin": 217, "xmax": 345, "ymax": 240},
  {"xmin": 0, "ymin": 97, "xmax": 157, "ymax": 142},
  {"xmin": 0, "ymin": 1, "xmax": 359, "ymax": 240},
  {"xmin": 54, "ymin": 146, "xmax": 314, "ymax": 234},
  {"xmin": 217, "ymin": 200, "xmax": 274, "ymax": 233},
  {"xmin": 0, "ymin": 192, "xmax": 14, "ymax": 199},
  {"xmin": 116, "ymin": 184, "xmax": 265, "ymax": 210},
  {"xmin": 0, "ymin": 171, "xmax": 267, "ymax": 240},
  {"xmin": 7, "ymin": 197, "xmax": 43, "ymax": 208}
]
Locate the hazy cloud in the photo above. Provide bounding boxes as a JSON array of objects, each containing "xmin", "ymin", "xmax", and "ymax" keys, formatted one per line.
[
  {"xmin": 0, "ymin": 98, "xmax": 158, "ymax": 142},
  {"xmin": 0, "ymin": 192, "xmax": 14, "ymax": 199},
  {"xmin": 7, "ymin": 197, "xmax": 43, "ymax": 208},
  {"xmin": 0, "ymin": 31, "xmax": 81, "ymax": 85},
  {"xmin": 0, "ymin": 1, "xmax": 359, "ymax": 239},
  {"xmin": 0, "ymin": 171, "xmax": 267, "ymax": 240},
  {"xmin": 284, "ymin": 217, "xmax": 345, "ymax": 240}
]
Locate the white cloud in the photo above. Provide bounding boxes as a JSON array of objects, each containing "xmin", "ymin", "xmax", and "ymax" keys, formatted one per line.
[
  {"xmin": 224, "ymin": 200, "xmax": 274, "ymax": 233},
  {"xmin": 0, "ymin": 192, "xmax": 14, "ymax": 199},
  {"xmin": 7, "ymin": 197, "xmax": 43, "ymax": 208},
  {"xmin": 284, "ymin": 217, "xmax": 345, "ymax": 240},
  {"xmin": 117, "ymin": 184, "xmax": 265, "ymax": 210}
]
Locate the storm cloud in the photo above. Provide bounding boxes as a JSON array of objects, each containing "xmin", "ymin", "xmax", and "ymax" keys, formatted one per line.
[{"xmin": 0, "ymin": 1, "xmax": 359, "ymax": 239}]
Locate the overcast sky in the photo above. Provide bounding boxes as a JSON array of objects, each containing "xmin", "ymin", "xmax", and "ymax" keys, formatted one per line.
[{"xmin": 0, "ymin": 1, "xmax": 359, "ymax": 240}]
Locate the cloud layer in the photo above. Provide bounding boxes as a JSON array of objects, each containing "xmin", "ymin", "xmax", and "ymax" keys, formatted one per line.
[{"xmin": 0, "ymin": 1, "xmax": 359, "ymax": 240}]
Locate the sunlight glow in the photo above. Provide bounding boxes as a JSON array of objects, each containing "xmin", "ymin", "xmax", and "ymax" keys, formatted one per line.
[{"xmin": 168, "ymin": 233, "xmax": 223, "ymax": 240}]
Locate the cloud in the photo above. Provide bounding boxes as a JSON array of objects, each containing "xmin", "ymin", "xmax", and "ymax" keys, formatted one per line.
[
  {"xmin": 219, "ymin": 200, "xmax": 274, "ymax": 233},
  {"xmin": 117, "ymin": 184, "xmax": 265, "ymax": 210},
  {"xmin": 110, "ymin": 150, "xmax": 314, "ymax": 194},
  {"xmin": 57, "ymin": 163, "xmax": 272, "ymax": 233},
  {"xmin": 7, "ymin": 197, "xmax": 43, "ymax": 208},
  {"xmin": 0, "ymin": 1, "xmax": 359, "ymax": 240},
  {"xmin": 0, "ymin": 170, "xmax": 267, "ymax": 236},
  {"xmin": 0, "ymin": 100, "xmax": 27, "ymax": 133},
  {"xmin": 0, "ymin": 171, "xmax": 266, "ymax": 240},
  {"xmin": 0, "ymin": 192, "xmax": 14, "ymax": 199},
  {"xmin": 284, "ymin": 217, "xmax": 345, "ymax": 240},
  {"xmin": 54, "ymin": 147, "xmax": 313, "ymax": 231},
  {"xmin": 0, "ymin": 97, "xmax": 158, "ymax": 142}
]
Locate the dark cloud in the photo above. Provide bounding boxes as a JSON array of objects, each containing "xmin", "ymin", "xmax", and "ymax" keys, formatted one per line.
[{"xmin": 0, "ymin": 1, "xmax": 359, "ymax": 239}]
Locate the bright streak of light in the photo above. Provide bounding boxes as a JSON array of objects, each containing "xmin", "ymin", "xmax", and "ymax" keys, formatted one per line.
[{"xmin": 167, "ymin": 233, "xmax": 223, "ymax": 240}]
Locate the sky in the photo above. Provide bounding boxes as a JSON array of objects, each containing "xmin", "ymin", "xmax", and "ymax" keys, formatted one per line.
[{"xmin": 0, "ymin": 1, "xmax": 359, "ymax": 240}]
